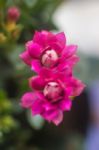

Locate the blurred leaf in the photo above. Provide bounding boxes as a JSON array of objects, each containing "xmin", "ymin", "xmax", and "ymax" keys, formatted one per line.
[
  {"xmin": 24, "ymin": 0, "xmax": 37, "ymax": 7},
  {"xmin": 6, "ymin": 0, "xmax": 14, "ymax": 6},
  {"xmin": 0, "ymin": 90, "xmax": 12, "ymax": 113},
  {"xmin": 0, "ymin": 116, "xmax": 17, "ymax": 133},
  {"xmin": 27, "ymin": 110, "xmax": 44, "ymax": 130},
  {"xmin": 0, "ymin": 90, "xmax": 7, "ymax": 99},
  {"xmin": 0, "ymin": 0, "xmax": 6, "ymax": 8}
]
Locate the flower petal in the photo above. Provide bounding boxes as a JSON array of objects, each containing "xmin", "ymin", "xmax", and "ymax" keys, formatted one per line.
[
  {"xmin": 59, "ymin": 98, "xmax": 72, "ymax": 111},
  {"xmin": 68, "ymin": 55, "xmax": 80, "ymax": 67},
  {"xmin": 56, "ymin": 32, "xmax": 66, "ymax": 49},
  {"xmin": 31, "ymin": 100, "xmax": 43, "ymax": 115},
  {"xmin": 42, "ymin": 108, "xmax": 63, "ymax": 125},
  {"xmin": 33, "ymin": 31, "xmax": 42, "ymax": 43},
  {"xmin": 49, "ymin": 32, "xmax": 66, "ymax": 54},
  {"xmin": 62, "ymin": 55, "xmax": 80, "ymax": 68},
  {"xmin": 52, "ymin": 110, "xmax": 63, "ymax": 125},
  {"xmin": 39, "ymin": 68, "xmax": 53, "ymax": 79},
  {"xmin": 19, "ymin": 51, "xmax": 32, "ymax": 66},
  {"xmin": 62, "ymin": 45, "xmax": 77, "ymax": 59},
  {"xmin": 29, "ymin": 76, "xmax": 45, "ymax": 90},
  {"xmin": 33, "ymin": 31, "xmax": 48, "ymax": 47},
  {"xmin": 31, "ymin": 59, "xmax": 42, "ymax": 73},
  {"xmin": 43, "ymin": 101, "xmax": 56, "ymax": 111},
  {"xmin": 27, "ymin": 42, "xmax": 42, "ymax": 58},
  {"xmin": 57, "ymin": 61, "xmax": 72, "ymax": 74},
  {"xmin": 50, "ymin": 42, "xmax": 63, "ymax": 54},
  {"xmin": 31, "ymin": 92, "xmax": 45, "ymax": 115},
  {"xmin": 21, "ymin": 92, "xmax": 35, "ymax": 108},
  {"xmin": 71, "ymin": 78, "xmax": 86, "ymax": 96}
]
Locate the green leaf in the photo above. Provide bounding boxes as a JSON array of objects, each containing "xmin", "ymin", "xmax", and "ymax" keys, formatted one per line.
[
  {"xmin": 0, "ymin": 0, "xmax": 6, "ymax": 8},
  {"xmin": 0, "ymin": 90, "xmax": 7, "ymax": 100},
  {"xmin": 24, "ymin": 0, "xmax": 37, "ymax": 7},
  {"xmin": 27, "ymin": 110, "xmax": 44, "ymax": 130}
]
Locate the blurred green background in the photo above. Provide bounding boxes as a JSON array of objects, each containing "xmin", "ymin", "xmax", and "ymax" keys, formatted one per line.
[{"xmin": 1, "ymin": 0, "xmax": 98, "ymax": 150}]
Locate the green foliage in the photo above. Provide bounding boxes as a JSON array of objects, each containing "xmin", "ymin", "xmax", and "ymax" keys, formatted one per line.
[
  {"xmin": 0, "ymin": 90, "xmax": 12, "ymax": 112},
  {"xmin": 0, "ymin": 90, "xmax": 18, "ymax": 137},
  {"xmin": 0, "ymin": 0, "xmax": 6, "ymax": 8}
]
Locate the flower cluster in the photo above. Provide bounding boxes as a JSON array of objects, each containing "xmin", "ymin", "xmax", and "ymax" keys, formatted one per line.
[{"xmin": 20, "ymin": 31, "xmax": 85, "ymax": 125}]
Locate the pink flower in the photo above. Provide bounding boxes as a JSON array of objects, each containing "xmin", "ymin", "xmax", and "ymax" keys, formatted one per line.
[
  {"xmin": 20, "ymin": 31, "xmax": 79, "ymax": 73},
  {"xmin": 21, "ymin": 69, "xmax": 85, "ymax": 125},
  {"xmin": 7, "ymin": 7, "xmax": 20, "ymax": 22},
  {"xmin": 20, "ymin": 30, "xmax": 86, "ymax": 125}
]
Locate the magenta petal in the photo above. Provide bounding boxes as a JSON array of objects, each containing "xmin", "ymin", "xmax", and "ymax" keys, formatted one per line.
[
  {"xmin": 40, "ymin": 68, "xmax": 53, "ymax": 79},
  {"xmin": 57, "ymin": 61, "xmax": 72, "ymax": 74},
  {"xmin": 31, "ymin": 100, "xmax": 43, "ymax": 115},
  {"xmin": 25, "ymin": 40, "xmax": 33, "ymax": 47},
  {"xmin": 21, "ymin": 92, "xmax": 35, "ymax": 108},
  {"xmin": 33, "ymin": 31, "xmax": 48, "ymax": 47},
  {"xmin": 59, "ymin": 98, "xmax": 72, "ymax": 111},
  {"xmin": 29, "ymin": 76, "xmax": 45, "ymax": 90},
  {"xmin": 70, "ymin": 55, "xmax": 79, "ymax": 63},
  {"xmin": 56, "ymin": 32, "xmax": 66, "ymax": 49},
  {"xmin": 43, "ymin": 102, "xmax": 52, "ymax": 111},
  {"xmin": 52, "ymin": 110, "xmax": 63, "ymax": 125},
  {"xmin": 49, "ymin": 32, "xmax": 66, "ymax": 54},
  {"xmin": 50, "ymin": 42, "xmax": 63, "ymax": 54},
  {"xmin": 31, "ymin": 59, "xmax": 42, "ymax": 73},
  {"xmin": 62, "ymin": 45, "xmax": 77, "ymax": 59},
  {"xmin": 42, "ymin": 109, "xmax": 63, "ymax": 125},
  {"xmin": 41, "ymin": 30, "xmax": 49, "ymax": 35},
  {"xmin": 43, "ymin": 101, "xmax": 56, "ymax": 111},
  {"xmin": 70, "ymin": 54, "xmax": 79, "ymax": 61},
  {"xmin": 41, "ymin": 68, "xmax": 62, "ymax": 82},
  {"xmin": 19, "ymin": 51, "xmax": 32, "ymax": 66},
  {"xmin": 28, "ymin": 42, "xmax": 42, "ymax": 58},
  {"xmin": 66, "ymin": 55, "xmax": 80, "ymax": 67},
  {"xmin": 33, "ymin": 31, "xmax": 42, "ymax": 43},
  {"xmin": 31, "ymin": 99, "xmax": 43, "ymax": 115},
  {"xmin": 65, "ymin": 87, "xmax": 73, "ymax": 95},
  {"xmin": 71, "ymin": 78, "xmax": 86, "ymax": 96},
  {"xmin": 54, "ymin": 71, "xmax": 71, "ymax": 84},
  {"xmin": 31, "ymin": 92, "xmax": 45, "ymax": 115}
]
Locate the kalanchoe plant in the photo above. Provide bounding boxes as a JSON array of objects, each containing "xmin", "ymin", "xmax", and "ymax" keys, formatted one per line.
[
  {"xmin": 20, "ymin": 31, "xmax": 85, "ymax": 125},
  {"xmin": 20, "ymin": 31, "xmax": 79, "ymax": 73}
]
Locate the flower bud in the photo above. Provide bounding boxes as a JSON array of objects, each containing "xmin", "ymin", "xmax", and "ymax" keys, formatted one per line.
[
  {"xmin": 41, "ymin": 50, "xmax": 58, "ymax": 68},
  {"xmin": 43, "ymin": 82, "xmax": 63, "ymax": 102},
  {"xmin": 7, "ymin": 7, "xmax": 20, "ymax": 22}
]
